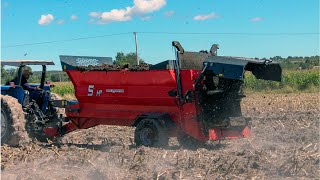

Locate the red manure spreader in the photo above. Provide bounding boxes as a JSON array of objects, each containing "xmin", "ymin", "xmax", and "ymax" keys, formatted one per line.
[{"xmin": 44, "ymin": 42, "xmax": 282, "ymax": 147}]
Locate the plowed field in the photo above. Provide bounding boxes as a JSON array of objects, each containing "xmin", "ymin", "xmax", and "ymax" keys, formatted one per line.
[{"xmin": 1, "ymin": 93, "xmax": 319, "ymax": 179}]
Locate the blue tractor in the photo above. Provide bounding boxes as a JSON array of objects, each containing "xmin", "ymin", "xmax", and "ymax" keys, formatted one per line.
[{"xmin": 1, "ymin": 60, "xmax": 61, "ymax": 146}]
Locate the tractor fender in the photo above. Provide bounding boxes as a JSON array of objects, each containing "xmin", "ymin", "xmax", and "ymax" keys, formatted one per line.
[
  {"xmin": 1, "ymin": 85, "xmax": 25, "ymax": 105},
  {"xmin": 132, "ymin": 113, "xmax": 176, "ymax": 129}
]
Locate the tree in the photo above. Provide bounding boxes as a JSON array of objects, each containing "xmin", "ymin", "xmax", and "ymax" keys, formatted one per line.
[
  {"xmin": 1, "ymin": 65, "xmax": 19, "ymax": 84},
  {"xmin": 50, "ymin": 73, "xmax": 61, "ymax": 82},
  {"xmin": 114, "ymin": 52, "xmax": 145, "ymax": 66},
  {"xmin": 271, "ymin": 56, "xmax": 283, "ymax": 60},
  {"xmin": 1, "ymin": 65, "xmax": 9, "ymax": 84},
  {"xmin": 299, "ymin": 62, "xmax": 311, "ymax": 69}
]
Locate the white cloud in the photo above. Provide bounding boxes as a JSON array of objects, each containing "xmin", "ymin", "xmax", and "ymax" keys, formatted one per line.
[
  {"xmin": 38, "ymin": 14, "xmax": 54, "ymax": 25},
  {"xmin": 100, "ymin": 7, "xmax": 133, "ymax": 23},
  {"xmin": 193, "ymin": 12, "xmax": 219, "ymax": 21},
  {"xmin": 141, "ymin": 16, "xmax": 152, "ymax": 21},
  {"xmin": 250, "ymin": 17, "xmax": 263, "ymax": 22},
  {"xmin": 70, "ymin": 15, "xmax": 78, "ymax": 20},
  {"xmin": 89, "ymin": 0, "xmax": 166, "ymax": 24},
  {"xmin": 164, "ymin": 10, "xmax": 175, "ymax": 17},
  {"xmin": 57, "ymin": 19, "xmax": 64, "ymax": 25},
  {"xmin": 89, "ymin": 12, "xmax": 101, "ymax": 18},
  {"xmin": 131, "ymin": 0, "xmax": 166, "ymax": 14}
]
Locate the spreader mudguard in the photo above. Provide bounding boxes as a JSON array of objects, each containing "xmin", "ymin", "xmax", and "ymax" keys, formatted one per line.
[
  {"xmin": 205, "ymin": 56, "xmax": 282, "ymax": 82},
  {"xmin": 1, "ymin": 86, "xmax": 25, "ymax": 104}
]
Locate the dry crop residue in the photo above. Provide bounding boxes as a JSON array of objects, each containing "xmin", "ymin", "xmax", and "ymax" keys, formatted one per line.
[{"xmin": 1, "ymin": 93, "xmax": 319, "ymax": 179}]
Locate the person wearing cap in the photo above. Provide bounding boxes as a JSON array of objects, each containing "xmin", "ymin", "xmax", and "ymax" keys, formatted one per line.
[{"xmin": 7, "ymin": 69, "xmax": 41, "ymax": 91}]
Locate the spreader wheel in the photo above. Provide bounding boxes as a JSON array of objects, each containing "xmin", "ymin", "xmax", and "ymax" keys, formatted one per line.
[{"xmin": 134, "ymin": 119, "xmax": 168, "ymax": 147}]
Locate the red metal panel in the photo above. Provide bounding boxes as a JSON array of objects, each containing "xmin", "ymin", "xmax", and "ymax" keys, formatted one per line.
[
  {"xmin": 209, "ymin": 126, "xmax": 251, "ymax": 141},
  {"xmin": 179, "ymin": 70, "xmax": 207, "ymax": 141},
  {"xmin": 67, "ymin": 70, "xmax": 178, "ymax": 105},
  {"xmin": 65, "ymin": 69, "xmax": 181, "ymax": 126}
]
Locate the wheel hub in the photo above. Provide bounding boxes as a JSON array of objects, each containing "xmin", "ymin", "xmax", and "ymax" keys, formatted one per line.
[{"xmin": 140, "ymin": 128, "xmax": 155, "ymax": 146}]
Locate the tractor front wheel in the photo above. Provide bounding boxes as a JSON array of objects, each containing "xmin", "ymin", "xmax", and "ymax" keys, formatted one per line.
[
  {"xmin": 134, "ymin": 119, "xmax": 168, "ymax": 147},
  {"xmin": 1, "ymin": 95, "xmax": 30, "ymax": 146}
]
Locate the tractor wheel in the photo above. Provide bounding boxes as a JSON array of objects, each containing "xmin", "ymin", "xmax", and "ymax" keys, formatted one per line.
[
  {"xmin": 177, "ymin": 132, "xmax": 204, "ymax": 149},
  {"xmin": 134, "ymin": 119, "xmax": 169, "ymax": 147},
  {"xmin": 1, "ymin": 95, "xmax": 30, "ymax": 146}
]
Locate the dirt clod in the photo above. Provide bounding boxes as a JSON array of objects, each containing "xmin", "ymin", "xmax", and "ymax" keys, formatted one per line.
[{"xmin": 76, "ymin": 63, "xmax": 150, "ymax": 71}]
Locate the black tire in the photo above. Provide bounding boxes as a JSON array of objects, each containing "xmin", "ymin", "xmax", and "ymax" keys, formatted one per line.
[
  {"xmin": 1, "ymin": 95, "xmax": 30, "ymax": 146},
  {"xmin": 134, "ymin": 119, "xmax": 168, "ymax": 147},
  {"xmin": 177, "ymin": 132, "xmax": 204, "ymax": 149}
]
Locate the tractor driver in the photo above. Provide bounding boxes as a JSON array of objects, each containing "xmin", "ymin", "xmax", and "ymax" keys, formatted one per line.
[{"xmin": 7, "ymin": 69, "xmax": 41, "ymax": 91}]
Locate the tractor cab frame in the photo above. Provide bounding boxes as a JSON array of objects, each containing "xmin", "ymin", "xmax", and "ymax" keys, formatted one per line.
[
  {"xmin": 1, "ymin": 60, "xmax": 55, "ymax": 88},
  {"xmin": 1, "ymin": 60, "xmax": 55, "ymax": 105}
]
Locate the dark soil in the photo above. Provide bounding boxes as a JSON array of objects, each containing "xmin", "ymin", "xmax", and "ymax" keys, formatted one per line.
[
  {"xmin": 1, "ymin": 93, "xmax": 319, "ymax": 179},
  {"xmin": 77, "ymin": 63, "xmax": 150, "ymax": 71},
  {"xmin": 180, "ymin": 51, "xmax": 210, "ymax": 70}
]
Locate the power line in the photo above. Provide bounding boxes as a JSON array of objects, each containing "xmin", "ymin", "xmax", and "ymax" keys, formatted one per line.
[
  {"xmin": 137, "ymin": 31, "xmax": 319, "ymax": 36},
  {"xmin": 2, "ymin": 32, "xmax": 131, "ymax": 48},
  {"xmin": 2, "ymin": 31, "xmax": 319, "ymax": 48}
]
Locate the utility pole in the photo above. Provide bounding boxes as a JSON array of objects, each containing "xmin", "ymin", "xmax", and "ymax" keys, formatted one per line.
[{"xmin": 133, "ymin": 32, "xmax": 139, "ymax": 65}]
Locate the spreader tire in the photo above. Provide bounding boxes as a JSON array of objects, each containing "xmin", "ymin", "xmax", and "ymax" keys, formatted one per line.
[
  {"xmin": 134, "ymin": 119, "xmax": 168, "ymax": 147},
  {"xmin": 1, "ymin": 95, "xmax": 30, "ymax": 146}
]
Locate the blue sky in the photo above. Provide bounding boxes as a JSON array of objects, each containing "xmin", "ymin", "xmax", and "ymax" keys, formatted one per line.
[{"xmin": 1, "ymin": 0, "xmax": 319, "ymax": 70}]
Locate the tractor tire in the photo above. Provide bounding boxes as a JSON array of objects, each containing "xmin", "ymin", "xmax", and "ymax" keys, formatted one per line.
[
  {"xmin": 177, "ymin": 132, "xmax": 204, "ymax": 149},
  {"xmin": 1, "ymin": 95, "xmax": 30, "ymax": 146},
  {"xmin": 134, "ymin": 119, "xmax": 169, "ymax": 147}
]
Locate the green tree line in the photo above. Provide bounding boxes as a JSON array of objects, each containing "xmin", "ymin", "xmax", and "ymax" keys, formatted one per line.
[
  {"xmin": 1, "ymin": 65, "xmax": 70, "ymax": 84},
  {"xmin": 264, "ymin": 55, "xmax": 319, "ymax": 69}
]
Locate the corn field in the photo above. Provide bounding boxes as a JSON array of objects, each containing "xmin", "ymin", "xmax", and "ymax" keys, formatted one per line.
[
  {"xmin": 245, "ymin": 70, "xmax": 320, "ymax": 93},
  {"xmin": 51, "ymin": 82, "xmax": 74, "ymax": 96}
]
